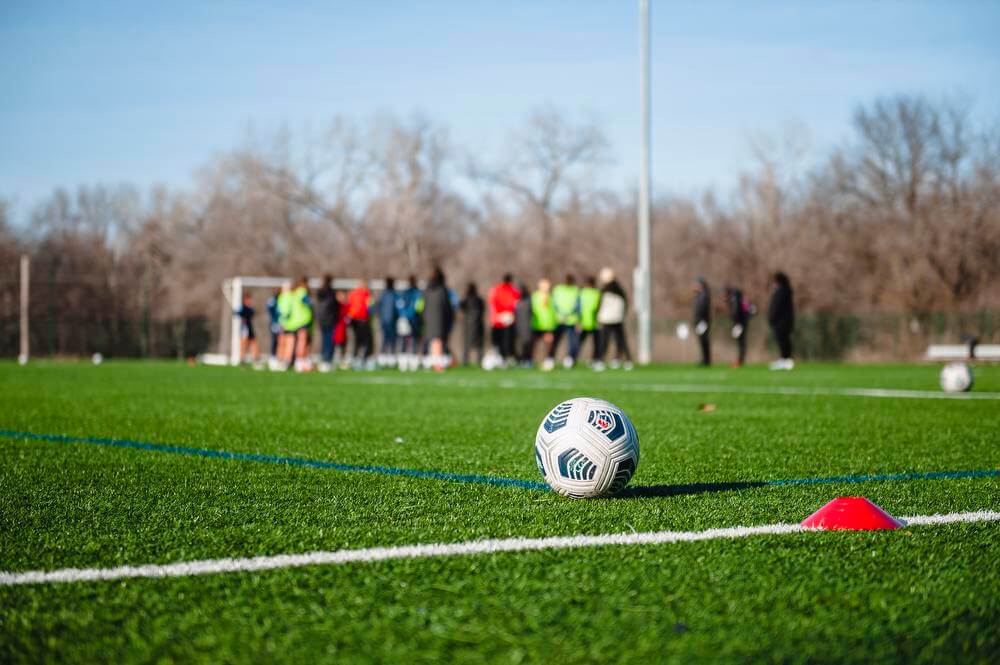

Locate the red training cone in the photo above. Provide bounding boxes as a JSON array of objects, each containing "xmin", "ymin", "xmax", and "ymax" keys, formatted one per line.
[{"xmin": 801, "ymin": 497, "xmax": 904, "ymax": 531}]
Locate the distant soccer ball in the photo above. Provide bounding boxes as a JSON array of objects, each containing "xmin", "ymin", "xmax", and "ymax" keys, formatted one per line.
[
  {"xmin": 675, "ymin": 322, "xmax": 690, "ymax": 340},
  {"xmin": 535, "ymin": 397, "xmax": 640, "ymax": 498},
  {"xmin": 17, "ymin": 353, "xmax": 28, "ymax": 366},
  {"xmin": 92, "ymin": 352, "xmax": 103, "ymax": 365},
  {"xmin": 481, "ymin": 349, "xmax": 502, "ymax": 371},
  {"xmin": 940, "ymin": 362, "xmax": 973, "ymax": 393}
]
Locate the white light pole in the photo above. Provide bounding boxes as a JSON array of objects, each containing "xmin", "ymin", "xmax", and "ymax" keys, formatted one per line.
[
  {"xmin": 19, "ymin": 255, "xmax": 29, "ymax": 364},
  {"xmin": 636, "ymin": 0, "xmax": 653, "ymax": 364}
]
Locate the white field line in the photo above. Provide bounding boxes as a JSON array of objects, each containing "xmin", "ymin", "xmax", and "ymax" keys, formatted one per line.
[
  {"xmin": 333, "ymin": 375, "xmax": 1000, "ymax": 400},
  {"xmin": 3, "ymin": 511, "xmax": 997, "ymax": 587}
]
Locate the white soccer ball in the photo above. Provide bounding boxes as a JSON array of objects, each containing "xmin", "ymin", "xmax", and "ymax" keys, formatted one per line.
[
  {"xmin": 535, "ymin": 397, "xmax": 640, "ymax": 498},
  {"xmin": 91, "ymin": 352, "xmax": 103, "ymax": 365},
  {"xmin": 940, "ymin": 362, "xmax": 973, "ymax": 393},
  {"xmin": 676, "ymin": 322, "xmax": 690, "ymax": 340},
  {"xmin": 481, "ymin": 349, "xmax": 501, "ymax": 371},
  {"xmin": 17, "ymin": 353, "xmax": 28, "ymax": 366}
]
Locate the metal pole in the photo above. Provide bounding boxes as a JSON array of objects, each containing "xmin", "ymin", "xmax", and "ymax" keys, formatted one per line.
[
  {"xmin": 636, "ymin": 0, "xmax": 653, "ymax": 365},
  {"xmin": 19, "ymin": 255, "xmax": 29, "ymax": 363}
]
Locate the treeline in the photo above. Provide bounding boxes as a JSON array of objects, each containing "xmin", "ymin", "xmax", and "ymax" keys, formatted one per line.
[{"xmin": 2, "ymin": 94, "xmax": 999, "ymax": 359}]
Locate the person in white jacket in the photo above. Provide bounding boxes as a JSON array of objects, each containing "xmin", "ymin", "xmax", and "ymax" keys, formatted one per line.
[{"xmin": 594, "ymin": 267, "xmax": 633, "ymax": 371}]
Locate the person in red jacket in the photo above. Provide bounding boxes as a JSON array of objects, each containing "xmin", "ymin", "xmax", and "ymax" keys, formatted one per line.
[
  {"xmin": 346, "ymin": 282, "xmax": 373, "ymax": 369},
  {"xmin": 488, "ymin": 273, "xmax": 520, "ymax": 366}
]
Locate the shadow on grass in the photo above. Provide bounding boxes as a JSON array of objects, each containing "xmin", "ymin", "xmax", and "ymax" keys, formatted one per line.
[{"xmin": 612, "ymin": 480, "xmax": 768, "ymax": 499}]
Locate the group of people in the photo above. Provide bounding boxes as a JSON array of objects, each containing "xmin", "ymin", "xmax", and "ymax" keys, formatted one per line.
[
  {"xmin": 689, "ymin": 271, "xmax": 796, "ymax": 370},
  {"xmin": 236, "ymin": 267, "xmax": 795, "ymax": 372},
  {"xmin": 235, "ymin": 266, "xmax": 637, "ymax": 372},
  {"xmin": 482, "ymin": 267, "xmax": 634, "ymax": 371}
]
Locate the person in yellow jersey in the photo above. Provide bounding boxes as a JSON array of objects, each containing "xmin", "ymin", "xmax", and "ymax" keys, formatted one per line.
[
  {"xmin": 551, "ymin": 274, "xmax": 582, "ymax": 369},
  {"xmin": 578, "ymin": 275, "xmax": 602, "ymax": 366},
  {"xmin": 531, "ymin": 279, "xmax": 557, "ymax": 371}
]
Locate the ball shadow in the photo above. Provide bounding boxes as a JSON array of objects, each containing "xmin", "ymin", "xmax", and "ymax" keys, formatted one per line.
[{"xmin": 609, "ymin": 480, "xmax": 768, "ymax": 499}]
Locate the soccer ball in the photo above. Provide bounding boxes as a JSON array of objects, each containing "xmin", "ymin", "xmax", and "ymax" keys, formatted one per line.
[
  {"xmin": 481, "ymin": 349, "xmax": 502, "ymax": 371},
  {"xmin": 940, "ymin": 362, "xmax": 973, "ymax": 393},
  {"xmin": 535, "ymin": 397, "xmax": 640, "ymax": 498},
  {"xmin": 92, "ymin": 352, "xmax": 103, "ymax": 365}
]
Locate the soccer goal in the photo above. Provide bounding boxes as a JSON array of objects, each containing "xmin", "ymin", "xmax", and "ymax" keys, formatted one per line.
[{"xmin": 217, "ymin": 276, "xmax": 388, "ymax": 366}]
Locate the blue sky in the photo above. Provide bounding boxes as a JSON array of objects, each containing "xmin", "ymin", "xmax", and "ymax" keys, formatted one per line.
[{"xmin": 1, "ymin": 0, "xmax": 998, "ymax": 219}]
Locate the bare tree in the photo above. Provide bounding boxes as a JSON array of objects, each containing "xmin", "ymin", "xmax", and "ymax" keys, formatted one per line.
[
  {"xmin": 470, "ymin": 107, "xmax": 609, "ymax": 275},
  {"xmin": 363, "ymin": 114, "xmax": 470, "ymax": 274}
]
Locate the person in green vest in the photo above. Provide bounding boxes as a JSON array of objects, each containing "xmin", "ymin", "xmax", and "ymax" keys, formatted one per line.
[
  {"xmin": 286, "ymin": 276, "xmax": 314, "ymax": 371},
  {"xmin": 275, "ymin": 280, "xmax": 295, "ymax": 368},
  {"xmin": 578, "ymin": 275, "xmax": 602, "ymax": 365},
  {"xmin": 552, "ymin": 274, "xmax": 582, "ymax": 368},
  {"xmin": 531, "ymin": 278, "xmax": 557, "ymax": 371}
]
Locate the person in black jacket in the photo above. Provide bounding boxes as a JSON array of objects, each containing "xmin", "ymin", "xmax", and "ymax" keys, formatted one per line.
[
  {"xmin": 723, "ymin": 286, "xmax": 749, "ymax": 367},
  {"xmin": 423, "ymin": 266, "xmax": 453, "ymax": 371},
  {"xmin": 767, "ymin": 271, "xmax": 795, "ymax": 369},
  {"xmin": 692, "ymin": 277, "xmax": 711, "ymax": 366},
  {"xmin": 459, "ymin": 283, "xmax": 485, "ymax": 366},
  {"xmin": 315, "ymin": 275, "xmax": 339, "ymax": 372}
]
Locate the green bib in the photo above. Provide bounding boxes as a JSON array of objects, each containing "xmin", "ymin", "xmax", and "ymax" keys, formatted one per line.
[
  {"xmin": 579, "ymin": 287, "xmax": 601, "ymax": 330},
  {"xmin": 552, "ymin": 284, "xmax": 581, "ymax": 326},
  {"xmin": 285, "ymin": 286, "xmax": 313, "ymax": 330},
  {"xmin": 531, "ymin": 291, "xmax": 556, "ymax": 332},
  {"xmin": 277, "ymin": 291, "xmax": 294, "ymax": 327}
]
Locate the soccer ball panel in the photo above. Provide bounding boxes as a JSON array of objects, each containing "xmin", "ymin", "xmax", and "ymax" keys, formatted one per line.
[{"xmin": 534, "ymin": 397, "xmax": 640, "ymax": 498}]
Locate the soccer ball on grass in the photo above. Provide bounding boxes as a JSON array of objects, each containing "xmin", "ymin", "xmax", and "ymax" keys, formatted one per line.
[
  {"xmin": 535, "ymin": 397, "xmax": 640, "ymax": 498},
  {"xmin": 939, "ymin": 362, "xmax": 973, "ymax": 393}
]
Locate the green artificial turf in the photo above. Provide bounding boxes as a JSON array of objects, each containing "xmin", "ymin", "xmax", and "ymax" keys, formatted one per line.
[{"xmin": 1, "ymin": 361, "xmax": 998, "ymax": 663}]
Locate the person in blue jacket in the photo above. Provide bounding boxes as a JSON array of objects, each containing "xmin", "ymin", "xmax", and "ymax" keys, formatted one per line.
[
  {"xmin": 376, "ymin": 276, "xmax": 398, "ymax": 367},
  {"xmin": 395, "ymin": 275, "xmax": 423, "ymax": 371}
]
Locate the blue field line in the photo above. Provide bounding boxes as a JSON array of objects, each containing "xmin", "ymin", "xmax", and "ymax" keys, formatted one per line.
[
  {"xmin": 1, "ymin": 428, "xmax": 998, "ymax": 494},
  {"xmin": 0, "ymin": 429, "xmax": 549, "ymax": 491}
]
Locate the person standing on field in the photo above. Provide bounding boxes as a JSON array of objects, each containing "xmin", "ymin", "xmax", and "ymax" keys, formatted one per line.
[
  {"xmin": 552, "ymin": 274, "xmax": 581, "ymax": 368},
  {"xmin": 693, "ymin": 277, "xmax": 712, "ymax": 366},
  {"xmin": 531, "ymin": 279, "xmax": 558, "ymax": 372},
  {"xmin": 422, "ymin": 266, "xmax": 453, "ymax": 372},
  {"xmin": 395, "ymin": 275, "xmax": 423, "ymax": 371},
  {"xmin": 234, "ymin": 292, "xmax": 259, "ymax": 364},
  {"xmin": 577, "ymin": 276, "xmax": 602, "ymax": 365},
  {"xmin": 768, "ymin": 271, "xmax": 795, "ymax": 370},
  {"xmin": 276, "ymin": 280, "xmax": 295, "ymax": 368},
  {"xmin": 289, "ymin": 276, "xmax": 314, "ymax": 372},
  {"xmin": 488, "ymin": 274, "xmax": 520, "ymax": 366},
  {"xmin": 376, "ymin": 276, "xmax": 398, "ymax": 367},
  {"xmin": 333, "ymin": 290, "xmax": 349, "ymax": 368},
  {"xmin": 724, "ymin": 286, "xmax": 750, "ymax": 367},
  {"xmin": 594, "ymin": 268, "xmax": 632, "ymax": 371},
  {"xmin": 315, "ymin": 275, "xmax": 338, "ymax": 372},
  {"xmin": 515, "ymin": 284, "xmax": 534, "ymax": 368},
  {"xmin": 346, "ymin": 280, "xmax": 373, "ymax": 370},
  {"xmin": 266, "ymin": 288, "xmax": 281, "ymax": 362},
  {"xmin": 459, "ymin": 283, "xmax": 485, "ymax": 366}
]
